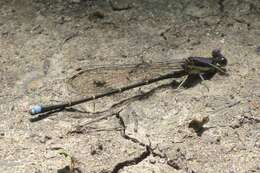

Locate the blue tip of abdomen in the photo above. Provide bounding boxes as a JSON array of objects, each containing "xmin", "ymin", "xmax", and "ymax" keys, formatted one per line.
[{"xmin": 30, "ymin": 105, "xmax": 42, "ymax": 115}]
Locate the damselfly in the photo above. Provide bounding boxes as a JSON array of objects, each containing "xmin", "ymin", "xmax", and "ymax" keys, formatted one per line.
[{"xmin": 29, "ymin": 49, "xmax": 228, "ymax": 115}]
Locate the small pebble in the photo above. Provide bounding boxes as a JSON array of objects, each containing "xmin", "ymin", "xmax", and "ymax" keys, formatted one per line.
[
  {"xmin": 109, "ymin": 0, "xmax": 131, "ymax": 11},
  {"xmin": 89, "ymin": 11, "xmax": 105, "ymax": 20},
  {"xmin": 230, "ymin": 119, "xmax": 241, "ymax": 129},
  {"xmin": 39, "ymin": 135, "xmax": 52, "ymax": 143},
  {"xmin": 167, "ymin": 160, "xmax": 181, "ymax": 170},
  {"xmin": 149, "ymin": 158, "xmax": 156, "ymax": 164},
  {"xmin": 90, "ymin": 144, "xmax": 103, "ymax": 155},
  {"xmin": 188, "ymin": 115, "xmax": 209, "ymax": 132}
]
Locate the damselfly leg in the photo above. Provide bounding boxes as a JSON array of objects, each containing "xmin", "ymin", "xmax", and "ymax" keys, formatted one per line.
[
  {"xmin": 177, "ymin": 75, "xmax": 189, "ymax": 90},
  {"xmin": 199, "ymin": 74, "xmax": 209, "ymax": 91}
]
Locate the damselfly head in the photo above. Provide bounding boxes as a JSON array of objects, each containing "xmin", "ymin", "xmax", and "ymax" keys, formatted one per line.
[{"xmin": 212, "ymin": 49, "xmax": 227, "ymax": 67}]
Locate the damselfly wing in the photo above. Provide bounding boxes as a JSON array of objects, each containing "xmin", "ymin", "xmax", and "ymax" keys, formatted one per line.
[{"xmin": 68, "ymin": 60, "xmax": 184, "ymax": 96}]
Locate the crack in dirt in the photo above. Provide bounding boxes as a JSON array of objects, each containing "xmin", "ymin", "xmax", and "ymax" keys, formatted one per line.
[
  {"xmin": 159, "ymin": 27, "xmax": 171, "ymax": 41},
  {"xmin": 114, "ymin": 111, "xmax": 196, "ymax": 172},
  {"xmin": 116, "ymin": 113, "xmax": 147, "ymax": 147},
  {"xmin": 110, "ymin": 112, "xmax": 172, "ymax": 173},
  {"xmin": 108, "ymin": 113, "xmax": 151, "ymax": 173},
  {"xmin": 66, "ymin": 108, "xmax": 167, "ymax": 173},
  {"xmin": 110, "ymin": 145, "xmax": 151, "ymax": 173}
]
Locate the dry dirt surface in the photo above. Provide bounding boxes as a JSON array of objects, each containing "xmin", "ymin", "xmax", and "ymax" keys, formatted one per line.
[{"xmin": 0, "ymin": 0, "xmax": 260, "ymax": 173}]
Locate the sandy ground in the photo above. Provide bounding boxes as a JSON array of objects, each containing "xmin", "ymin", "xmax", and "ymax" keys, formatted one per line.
[{"xmin": 0, "ymin": 0, "xmax": 260, "ymax": 173}]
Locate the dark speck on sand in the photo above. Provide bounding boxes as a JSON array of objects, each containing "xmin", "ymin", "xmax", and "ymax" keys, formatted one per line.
[{"xmin": 256, "ymin": 47, "xmax": 260, "ymax": 54}]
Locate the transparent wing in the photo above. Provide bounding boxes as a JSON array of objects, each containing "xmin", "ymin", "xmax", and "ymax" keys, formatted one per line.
[{"xmin": 67, "ymin": 60, "xmax": 184, "ymax": 96}]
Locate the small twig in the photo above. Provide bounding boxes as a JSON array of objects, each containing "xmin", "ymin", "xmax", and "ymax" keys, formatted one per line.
[
  {"xmin": 243, "ymin": 115, "xmax": 260, "ymax": 123},
  {"xmin": 63, "ymin": 33, "xmax": 79, "ymax": 44}
]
